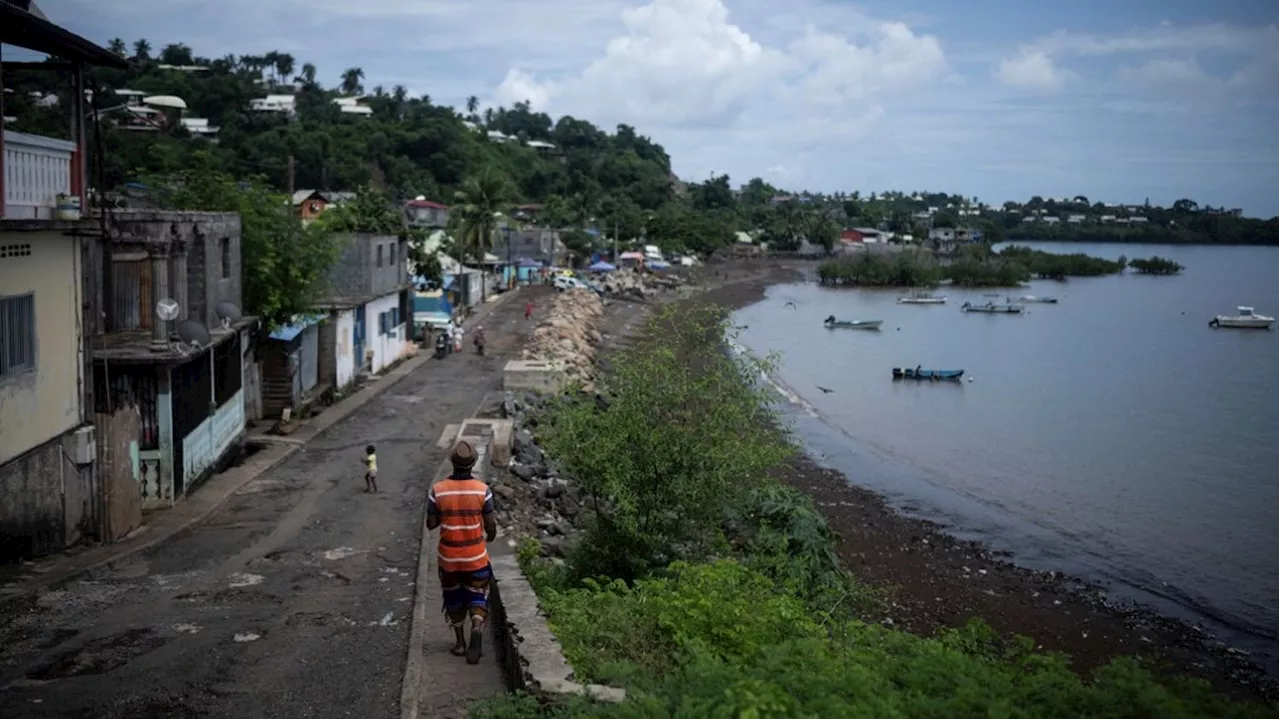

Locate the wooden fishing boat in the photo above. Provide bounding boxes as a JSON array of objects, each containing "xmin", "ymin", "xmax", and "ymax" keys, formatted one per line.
[
  {"xmin": 898, "ymin": 291, "xmax": 947, "ymax": 305},
  {"xmin": 823, "ymin": 315, "xmax": 882, "ymax": 330},
  {"xmin": 892, "ymin": 367, "xmax": 965, "ymax": 380},
  {"xmin": 961, "ymin": 302, "xmax": 1023, "ymax": 314},
  {"xmin": 1014, "ymin": 295, "xmax": 1058, "ymax": 304}
]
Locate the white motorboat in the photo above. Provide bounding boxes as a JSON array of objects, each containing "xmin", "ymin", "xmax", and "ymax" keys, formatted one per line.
[
  {"xmin": 1210, "ymin": 306, "xmax": 1274, "ymax": 329},
  {"xmin": 897, "ymin": 291, "xmax": 947, "ymax": 305}
]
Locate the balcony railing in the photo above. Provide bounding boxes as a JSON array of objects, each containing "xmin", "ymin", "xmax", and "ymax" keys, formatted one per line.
[{"xmin": 3, "ymin": 129, "xmax": 76, "ymax": 220}]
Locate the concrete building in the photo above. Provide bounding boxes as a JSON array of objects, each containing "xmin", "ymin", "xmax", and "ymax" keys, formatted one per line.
[
  {"xmin": 0, "ymin": 2, "xmax": 129, "ymax": 559},
  {"xmin": 404, "ymin": 198, "xmax": 449, "ymax": 229},
  {"xmin": 89, "ymin": 211, "xmax": 256, "ymax": 519},
  {"xmin": 314, "ymin": 233, "xmax": 413, "ymax": 391}
]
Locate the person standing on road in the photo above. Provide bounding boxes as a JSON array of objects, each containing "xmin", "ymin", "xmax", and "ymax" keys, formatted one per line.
[
  {"xmin": 362, "ymin": 445, "xmax": 378, "ymax": 493},
  {"xmin": 426, "ymin": 441, "xmax": 497, "ymax": 663},
  {"xmin": 525, "ymin": 300, "xmax": 534, "ymax": 321}
]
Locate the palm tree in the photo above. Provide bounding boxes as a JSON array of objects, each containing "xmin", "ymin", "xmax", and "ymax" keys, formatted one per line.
[
  {"xmin": 297, "ymin": 63, "xmax": 317, "ymax": 85},
  {"xmin": 132, "ymin": 39, "xmax": 151, "ymax": 62},
  {"xmin": 452, "ymin": 166, "xmax": 514, "ymax": 301},
  {"xmin": 339, "ymin": 67, "xmax": 365, "ymax": 96},
  {"xmin": 108, "ymin": 38, "xmax": 126, "ymax": 56},
  {"xmin": 276, "ymin": 54, "xmax": 295, "ymax": 85},
  {"xmin": 466, "ymin": 95, "xmax": 479, "ymax": 120}
]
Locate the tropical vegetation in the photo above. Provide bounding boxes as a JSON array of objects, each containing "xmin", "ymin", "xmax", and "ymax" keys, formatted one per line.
[
  {"xmin": 474, "ymin": 305, "xmax": 1267, "ymax": 718},
  {"xmin": 1128, "ymin": 256, "xmax": 1185, "ymax": 275}
]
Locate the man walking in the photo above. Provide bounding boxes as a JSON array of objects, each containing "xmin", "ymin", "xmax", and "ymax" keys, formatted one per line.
[{"xmin": 426, "ymin": 441, "xmax": 497, "ymax": 663}]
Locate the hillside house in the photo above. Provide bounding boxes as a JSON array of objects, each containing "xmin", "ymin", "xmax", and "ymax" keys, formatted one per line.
[
  {"xmin": 404, "ymin": 198, "xmax": 449, "ymax": 229},
  {"xmin": 293, "ymin": 190, "xmax": 330, "ymax": 220},
  {"xmin": 250, "ymin": 94, "xmax": 296, "ymax": 115}
]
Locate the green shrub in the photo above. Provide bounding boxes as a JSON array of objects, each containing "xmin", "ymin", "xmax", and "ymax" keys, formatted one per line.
[
  {"xmin": 541, "ymin": 561, "xmax": 815, "ymax": 684},
  {"xmin": 535, "ymin": 304, "xmax": 793, "ymax": 583}
]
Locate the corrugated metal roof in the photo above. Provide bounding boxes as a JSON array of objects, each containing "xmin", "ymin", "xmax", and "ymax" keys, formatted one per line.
[{"xmin": 268, "ymin": 314, "xmax": 324, "ymax": 342}]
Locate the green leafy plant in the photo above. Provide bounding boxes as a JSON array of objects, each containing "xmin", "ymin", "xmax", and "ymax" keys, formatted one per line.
[{"xmin": 535, "ymin": 303, "xmax": 793, "ymax": 582}]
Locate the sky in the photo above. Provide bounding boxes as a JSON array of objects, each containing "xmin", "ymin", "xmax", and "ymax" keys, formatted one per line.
[{"xmin": 22, "ymin": 0, "xmax": 1280, "ymax": 216}]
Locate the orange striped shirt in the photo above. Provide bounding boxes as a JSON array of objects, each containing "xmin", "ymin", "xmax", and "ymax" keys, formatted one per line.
[{"xmin": 427, "ymin": 477, "xmax": 494, "ymax": 573}]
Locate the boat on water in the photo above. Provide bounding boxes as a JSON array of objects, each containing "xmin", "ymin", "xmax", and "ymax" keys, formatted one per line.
[
  {"xmin": 1014, "ymin": 295, "xmax": 1058, "ymax": 304},
  {"xmin": 961, "ymin": 302, "xmax": 1023, "ymax": 314},
  {"xmin": 1209, "ymin": 306, "xmax": 1274, "ymax": 329},
  {"xmin": 824, "ymin": 315, "xmax": 882, "ymax": 330},
  {"xmin": 892, "ymin": 367, "xmax": 964, "ymax": 381},
  {"xmin": 898, "ymin": 291, "xmax": 947, "ymax": 305}
]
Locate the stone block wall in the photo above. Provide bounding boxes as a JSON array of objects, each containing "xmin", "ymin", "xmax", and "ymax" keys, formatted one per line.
[{"xmin": 105, "ymin": 210, "xmax": 242, "ymax": 329}]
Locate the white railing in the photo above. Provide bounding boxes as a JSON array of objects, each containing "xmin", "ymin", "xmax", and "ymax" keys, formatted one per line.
[{"xmin": 3, "ymin": 130, "xmax": 75, "ymax": 220}]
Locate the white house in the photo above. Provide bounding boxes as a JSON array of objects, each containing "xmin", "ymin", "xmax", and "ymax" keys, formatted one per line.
[
  {"xmin": 314, "ymin": 234, "xmax": 413, "ymax": 390},
  {"xmin": 250, "ymin": 94, "xmax": 296, "ymax": 114}
]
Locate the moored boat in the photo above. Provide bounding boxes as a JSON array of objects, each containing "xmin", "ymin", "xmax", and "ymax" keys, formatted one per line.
[
  {"xmin": 1209, "ymin": 306, "xmax": 1274, "ymax": 329},
  {"xmin": 961, "ymin": 301, "xmax": 1023, "ymax": 314},
  {"xmin": 824, "ymin": 315, "xmax": 882, "ymax": 330},
  {"xmin": 892, "ymin": 367, "xmax": 964, "ymax": 381},
  {"xmin": 1015, "ymin": 295, "xmax": 1058, "ymax": 304},
  {"xmin": 898, "ymin": 291, "xmax": 947, "ymax": 304}
]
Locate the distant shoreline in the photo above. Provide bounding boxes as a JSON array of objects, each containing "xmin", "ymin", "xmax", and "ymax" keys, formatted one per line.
[{"xmin": 682, "ymin": 259, "xmax": 1274, "ymax": 701}]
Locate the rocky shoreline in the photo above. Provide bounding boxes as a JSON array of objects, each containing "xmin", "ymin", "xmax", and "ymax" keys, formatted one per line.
[
  {"xmin": 691, "ymin": 263, "xmax": 1274, "ymax": 702},
  {"xmin": 490, "ymin": 261, "xmax": 1273, "ymax": 702}
]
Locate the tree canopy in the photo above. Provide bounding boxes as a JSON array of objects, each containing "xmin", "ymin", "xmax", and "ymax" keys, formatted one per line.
[{"xmin": 3, "ymin": 37, "xmax": 1270, "ymax": 267}]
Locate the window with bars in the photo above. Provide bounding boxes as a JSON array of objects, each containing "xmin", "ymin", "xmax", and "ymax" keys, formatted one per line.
[{"xmin": 0, "ymin": 293, "xmax": 37, "ymax": 380}]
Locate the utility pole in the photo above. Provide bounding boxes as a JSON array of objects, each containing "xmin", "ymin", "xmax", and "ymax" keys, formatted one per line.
[
  {"xmin": 612, "ymin": 219, "xmax": 619, "ymax": 263},
  {"xmin": 286, "ymin": 154, "xmax": 295, "ymax": 197}
]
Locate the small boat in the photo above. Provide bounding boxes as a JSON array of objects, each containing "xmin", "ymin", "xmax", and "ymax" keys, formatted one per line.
[
  {"xmin": 893, "ymin": 367, "xmax": 964, "ymax": 381},
  {"xmin": 898, "ymin": 291, "xmax": 947, "ymax": 305},
  {"xmin": 1210, "ymin": 306, "xmax": 1274, "ymax": 329},
  {"xmin": 1015, "ymin": 295, "xmax": 1058, "ymax": 304},
  {"xmin": 824, "ymin": 315, "xmax": 882, "ymax": 330},
  {"xmin": 961, "ymin": 302, "xmax": 1023, "ymax": 314}
]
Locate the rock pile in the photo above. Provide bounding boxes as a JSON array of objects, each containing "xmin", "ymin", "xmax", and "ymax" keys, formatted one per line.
[
  {"xmin": 598, "ymin": 270, "xmax": 685, "ymax": 299},
  {"xmin": 492, "ymin": 391, "xmax": 590, "ymax": 558},
  {"xmin": 522, "ymin": 289, "xmax": 605, "ymax": 389}
]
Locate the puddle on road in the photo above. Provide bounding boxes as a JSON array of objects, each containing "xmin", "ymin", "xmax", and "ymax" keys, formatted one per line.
[
  {"xmin": 227, "ymin": 573, "xmax": 264, "ymax": 588},
  {"xmin": 233, "ymin": 632, "xmax": 262, "ymax": 643},
  {"xmin": 322, "ymin": 547, "xmax": 361, "ymax": 561},
  {"xmin": 26, "ymin": 627, "xmax": 168, "ymax": 679}
]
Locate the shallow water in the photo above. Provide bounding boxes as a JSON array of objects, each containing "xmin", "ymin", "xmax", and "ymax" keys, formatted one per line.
[{"xmin": 732, "ymin": 242, "xmax": 1279, "ymax": 667}]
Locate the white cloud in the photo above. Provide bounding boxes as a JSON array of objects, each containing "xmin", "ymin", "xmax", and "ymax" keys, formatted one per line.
[
  {"xmin": 493, "ymin": 69, "xmax": 557, "ymax": 111},
  {"xmin": 995, "ymin": 50, "xmax": 1070, "ymax": 92},
  {"xmin": 1117, "ymin": 58, "xmax": 1215, "ymax": 87},
  {"xmin": 492, "ymin": 0, "xmax": 948, "ymax": 139}
]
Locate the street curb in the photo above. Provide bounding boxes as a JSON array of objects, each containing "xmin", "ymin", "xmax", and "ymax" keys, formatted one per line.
[
  {"xmin": 15, "ymin": 290, "xmax": 522, "ymax": 598},
  {"xmin": 400, "ymin": 391, "xmax": 493, "ymax": 719}
]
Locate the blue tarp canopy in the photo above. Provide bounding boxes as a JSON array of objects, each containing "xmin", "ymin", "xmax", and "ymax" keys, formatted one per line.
[
  {"xmin": 517, "ymin": 257, "xmax": 542, "ymax": 268},
  {"xmin": 269, "ymin": 314, "xmax": 325, "ymax": 342},
  {"xmin": 588, "ymin": 260, "xmax": 616, "ymax": 272}
]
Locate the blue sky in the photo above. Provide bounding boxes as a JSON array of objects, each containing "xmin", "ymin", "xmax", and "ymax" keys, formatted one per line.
[{"xmin": 22, "ymin": 0, "xmax": 1280, "ymax": 216}]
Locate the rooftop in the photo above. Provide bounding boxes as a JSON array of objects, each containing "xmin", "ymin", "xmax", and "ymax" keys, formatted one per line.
[{"xmin": 92, "ymin": 317, "xmax": 255, "ymax": 364}]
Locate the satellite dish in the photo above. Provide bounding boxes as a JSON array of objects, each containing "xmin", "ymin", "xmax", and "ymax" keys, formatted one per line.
[
  {"xmin": 215, "ymin": 302, "xmax": 242, "ymax": 323},
  {"xmin": 175, "ymin": 319, "xmax": 212, "ymax": 347},
  {"xmin": 156, "ymin": 298, "xmax": 180, "ymax": 321}
]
